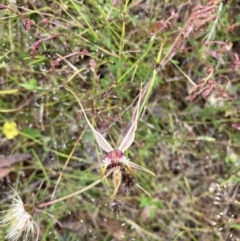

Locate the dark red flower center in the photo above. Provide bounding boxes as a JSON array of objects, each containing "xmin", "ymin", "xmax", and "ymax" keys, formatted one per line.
[{"xmin": 106, "ymin": 150, "xmax": 123, "ymax": 169}]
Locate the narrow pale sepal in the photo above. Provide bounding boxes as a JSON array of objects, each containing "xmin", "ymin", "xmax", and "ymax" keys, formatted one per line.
[
  {"xmin": 100, "ymin": 165, "xmax": 108, "ymax": 179},
  {"xmin": 66, "ymin": 87, "xmax": 113, "ymax": 153},
  {"xmin": 126, "ymin": 160, "xmax": 156, "ymax": 177},
  {"xmin": 118, "ymin": 89, "xmax": 142, "ymax": 153},
  {"xmin": 80, "ymin": 105, "xmax": 114, "ymax": 152},
  {"xmin": 85, "ymin": 162, "xmax": 106, "ymax": 172},
  {"xmin": 125, "ymin": 165, "xmax": 135, "ymax": 176},
  {"xmin": 85, "ymin": 162, "xmax": 109, "ymax": 179}
]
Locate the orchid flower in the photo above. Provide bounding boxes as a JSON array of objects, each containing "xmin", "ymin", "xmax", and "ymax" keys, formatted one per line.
[{"xmin": 66, "ymin": 87, "xmax": 155, "ymax": 197}]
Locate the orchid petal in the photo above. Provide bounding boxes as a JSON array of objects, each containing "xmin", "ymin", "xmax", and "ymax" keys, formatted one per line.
[
  {"xmin": 126, "ymin": 160, "xmax": 156, "ymax": 176},
  {"xmin": 111, "ymin": 166, "xmax": 122, "ymax": 198},
  {"xmin": 85, "ymin": 162, "xmax": 106, "ymax": 171},
  {"xmin": 67, "ymin": 87, "xmax": 113, "ymax": 152},
  {"xmin": 85, "ymin": 162, "xmax": 109, "ymax": 179},
  {"xmin": 118, "ymin": 89, "xmax": 141, "ymax": 153}
]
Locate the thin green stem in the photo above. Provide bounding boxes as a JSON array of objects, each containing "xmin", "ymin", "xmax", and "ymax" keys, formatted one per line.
[{"xmin": 37, "ymin": 170, "xmax": 112, "ymax": 208}]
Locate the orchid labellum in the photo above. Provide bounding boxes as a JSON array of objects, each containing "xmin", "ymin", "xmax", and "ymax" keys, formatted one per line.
[{"xmin": 67, "ymin": 87, "xmax": 155, "ymax": 197}]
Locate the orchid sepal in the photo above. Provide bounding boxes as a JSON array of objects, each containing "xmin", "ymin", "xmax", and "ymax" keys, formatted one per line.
[
  {"xmin": 118, "ymin": 87, "xmax": 142, "ymax": 153},
  {"xmin": 125, "ymin": 160, "xmax": 156, "ymax": 177},
  {"xmin": 66, "ymin": 87, "xmax": 113, "ymax": 153}
]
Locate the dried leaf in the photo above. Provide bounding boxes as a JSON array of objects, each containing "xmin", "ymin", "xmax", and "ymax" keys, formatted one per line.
[
  {"xmin": 60, "ymin": 220, "xmax": 86, "ymax": 233},
  {"xmin": 0, "ymin": 168, "xmax": 12, "ymax": 179},
  {"xmin": 0, "ymin": 4, "xmax": 7, "ymax": 9},
  {"xmin": 140, "ymin": 206, "xmax": 151, "ymax": 223},
  {"xmin": 232, "ymin": 123, "xmax": 240, "ymax": 131},
  {"xmin": 100, "ymin": 218, "xmax": 126, "ymax": 241},
  {"xmin": 0, "ymin": 153, "xmax": 31, "ymax": 168}
]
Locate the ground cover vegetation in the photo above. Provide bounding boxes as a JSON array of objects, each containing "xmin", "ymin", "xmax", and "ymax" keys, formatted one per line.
[{"xmin": 1, "ymin": 0, "xmax": 240, "ymax": 240}]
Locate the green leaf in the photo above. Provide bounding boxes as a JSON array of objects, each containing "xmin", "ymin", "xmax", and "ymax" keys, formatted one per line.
[
  {"xmin": 196, "ymin": 136, "xmax": 216, "ymax": 142},
  {"xmin": 154, "ymin": 200, "xmax": 164, "ymax": 209},
  {"xmin": 140, "ymin": 196, "xmax": 152, "ymax": 208},
  {"xmin": 0, "ymin": 89, "xmax": 18, "ymax": 95},
  {"xmin": 21, "ymin": 127, "xmax": 42, "ymax": 138},
  {"xmin": 229, "ymin": 223, "xmax": 240, "ymax": 231},
  {"xmin": 149, "ymin": 206, "xmax": 156, "ymax": 219},
  {"xmin": 19, "ymin": 78, "xmax": 41, "ymax": 90}
]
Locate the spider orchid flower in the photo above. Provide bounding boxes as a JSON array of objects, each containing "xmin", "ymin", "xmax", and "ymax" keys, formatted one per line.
[{"xmin": 68, "ymin": 88, "xmax": 155, "ymax": 197}]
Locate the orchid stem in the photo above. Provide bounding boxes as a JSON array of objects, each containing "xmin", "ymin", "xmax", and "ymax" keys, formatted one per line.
[{"xmin": 37, "ymin": 171, "xmax": 112, "ymax": 209}]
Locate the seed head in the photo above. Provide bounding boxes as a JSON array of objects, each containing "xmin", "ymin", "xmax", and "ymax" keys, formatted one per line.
[{"xmin": 0, "ymin": 193, "xmax": 39, "ymax": 241}]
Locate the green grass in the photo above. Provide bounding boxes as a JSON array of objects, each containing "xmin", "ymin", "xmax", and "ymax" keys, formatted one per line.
[{"xmin": 1, "ymin": 0, "xmax": 240, "ymax": 240}]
